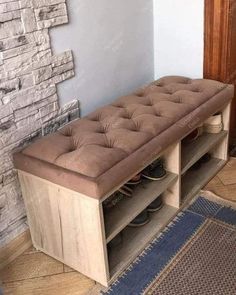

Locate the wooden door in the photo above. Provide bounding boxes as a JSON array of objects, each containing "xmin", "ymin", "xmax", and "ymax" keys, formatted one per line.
[{"xmin": 204, "ymin": 0, "xmax": 236, "ymax": 142}]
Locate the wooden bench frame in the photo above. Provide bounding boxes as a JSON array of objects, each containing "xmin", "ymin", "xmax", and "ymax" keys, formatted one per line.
[{"xmin": 18, "ymin": 102, "xmax": 231, "ymax": 286}]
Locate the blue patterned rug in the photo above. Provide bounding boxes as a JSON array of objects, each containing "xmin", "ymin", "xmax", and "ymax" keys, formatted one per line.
[{"xmin": 100, "ymin": 196, "xmax": 236, "ymax": 295}]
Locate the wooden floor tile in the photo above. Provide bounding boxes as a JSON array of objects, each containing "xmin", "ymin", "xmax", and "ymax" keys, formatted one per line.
[
  {"xmin": 23, "ymin": 247, "xmax": 40, "ymax": 255},
  {"xmin": 205, "ymin": 173, "xmax": 236, "ymax": 202},
  {"xmin": 206, "ymin": 183, "xmax": 236, "ymax": 202},
  {"xmin": 0, "ymin": 251, "xmax": 63, "ymax": 283},
  {"xmin": 63, "ymin": 264, "xmax": 75, "ymax": 273},
  {"xmin": 217, "ymin": 158, "xmax": 236, "ymax": 185},
  {"xmin": 205, "ymin": 175, "xmax": 223, "ymax": 189},
  {"xmin": 3, "ymin": 272, "xmax": 95, "ymax": 295}
]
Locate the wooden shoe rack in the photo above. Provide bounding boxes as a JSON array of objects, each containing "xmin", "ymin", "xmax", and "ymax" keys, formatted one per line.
[{"xmin": 18, "ymin": 102, "xmax": 231, "ymax": 286}]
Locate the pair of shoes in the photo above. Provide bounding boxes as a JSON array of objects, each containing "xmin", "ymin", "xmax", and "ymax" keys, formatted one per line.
[
  {"xmin": 129, "ymin": 196, "xmax": 163, "ymax": 227},
  {"xmin": 103, "ymin": 191, "xmax": 125, "ymax": 212},
  {"xmin": 104, "ymin": 187, "xmax": 133, "ymax": 211},
  {"xmin": 190, "ymin": 153, "xmax": 211, "ymax": 171},
  {"xmin": 118, "ymin": 185, "xmax": 133, "ymax": 197},
  {"xmin": 104, "ymin": 182, "xmax": 137, "ymax": 213},
  {"xmin": 142, "ymin": 158, "xmax": 167, "ymax": 181},
  {"xmin": 183, "ymin": 125, "xmax": 203, "ymax": 143},
  {"xmin": 126, "ymin": 174, "xmax": 142, "ymax": 186},
  {"xmin": 108, "ymin": 233, "xmax": 123, "ymax": 249},
  {"xmin": 204, "ymin": 113, "xmax": 223, "ymax": 134}
]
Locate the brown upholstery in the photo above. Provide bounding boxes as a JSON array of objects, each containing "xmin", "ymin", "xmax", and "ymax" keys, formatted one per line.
[{"xmin": 14, "ymin": 76, "xmax": 234, "ymax": 199}]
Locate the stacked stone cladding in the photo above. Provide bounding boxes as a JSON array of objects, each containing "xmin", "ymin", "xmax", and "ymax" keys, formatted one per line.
[{"xmin": 0, "ymin": 0, "xmax": 78, "ymax": 246}]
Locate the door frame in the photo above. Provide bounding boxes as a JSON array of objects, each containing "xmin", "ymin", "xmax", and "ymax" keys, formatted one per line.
[{"xmin": 204, "ymin": 0, "xmax": 236, "ymax": 141}]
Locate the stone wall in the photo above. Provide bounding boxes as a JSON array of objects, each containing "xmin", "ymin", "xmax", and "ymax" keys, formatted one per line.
[{"xmin": 0, "ymin": 0, "xmax": 78, "ymax": 247}]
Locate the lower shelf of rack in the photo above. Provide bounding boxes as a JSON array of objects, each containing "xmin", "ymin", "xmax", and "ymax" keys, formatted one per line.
[
  {"xmin": 108, "ymin": 157, "xmax": 227, "ymax": 281},
  {"xmin": 108, "ymin": 204, "xmax": 178, "ymax": 280},
  {"xmin": 105, "ymin": 172, "xmax": 178, "ymax": 243},
  {"xmin": 181, "ymin": 158, "xmax": 227, "ymax": 203}
]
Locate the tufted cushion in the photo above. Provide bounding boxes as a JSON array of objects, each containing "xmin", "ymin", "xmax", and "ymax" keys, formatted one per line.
[{"xmin": 14, "ymin": 76, "xmax": 234, "ymax": 199}]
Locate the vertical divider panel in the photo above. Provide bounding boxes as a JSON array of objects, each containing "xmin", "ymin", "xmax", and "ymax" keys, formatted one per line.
[
  {"xmin": 18, "ymin": 171, "xmax": 110, "ymax": 286},
  {"xmin": 163, "ymin": 142, "xmax": 181, "ymax": 208},
  {"xmin": 99, "ymin": 200, "xmax": 110, "ymax": 282},
  {"xmin": 212, "ymin": 102, "xmax": 231, "ymax": 160}
]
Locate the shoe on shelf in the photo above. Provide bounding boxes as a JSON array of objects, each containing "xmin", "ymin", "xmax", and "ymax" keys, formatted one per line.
[
  {"xmin": 129, "ymin": 210, "xmax": 150, "ymax": 227},
  {"xmin": 147, "ymin": 196, "xmax": 163, "ymax": 212},
  {"xmin": 189, "ymin": 160, "xmax": 202, "ymax": 171},
  {"xmin": 118, "ymin": 185, "xmax": 133, "ymax": 197},
  {"xmin": 142, "ymin": 158, "xmax": 167, "ymax": 181},
  {"xmin": 199, "ymin": 153, "xmax": 211, "ymax": 164},
  {"xmin": 103, "ymin": 191, "xmax": 125, "ymax": 212},
  {"xmin": 108, "ymin": 233, "xmax": 123, "ymax": 248},
  {"xmin": 182, "ymin": 125, "xmax": 203, "ymax": 143},
  {"xmin": 126, "ymin": 174, "xmax": 142, "ymax": 186},
  {"xmin": 204, "ymin": 113, "xmax": 223, "ymax": 134},
  {"xmin": 189, "ymin": 153, "xmax": 212, "ymax": 171}
]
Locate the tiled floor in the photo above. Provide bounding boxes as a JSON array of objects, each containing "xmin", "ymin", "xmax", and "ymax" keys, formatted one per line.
[
  {"xmin": 205, "ymin": 158, "xmax": 236, "ymax": 202},
  {"xmin": 1, "ymin": 158, "xmax": 236, "ymax": 295}
]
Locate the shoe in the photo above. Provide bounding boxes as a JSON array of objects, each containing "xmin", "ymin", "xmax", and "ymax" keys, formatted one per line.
[
  {"xmin": 129, "ymin": 210, "xmax": 150, "ymax": 227},
  {"xmin": 147, "ymin": 196, "xmax": 163, "ymax": 212},
  {"xmin": 183, "ymin": 125, "xmax": 203, "ymax": 143},
  {"xmin": 103, "ymin": 191, "xmax": 125, "ymax": 212},
  {"xmin": 142, "ymin": 158, "xmax": 167, "ymax": 181},
  {"xmin": 126, "ymin": 174, "xmax": 142, "ymax": 185},
  {"xmin": 189, "ymin": 160, "xmax": 202, "ymax": 171},
  {"xmin": 204, "ymin": 113, "xmax": 223, "ymax": 134},
  {"xmin": 190, "ymin": 153, "xmax": 212, "ymax": 171},
  {"xmin": 118, "ymin": 185, "xmax": 133, "ymax": 197},
  {"xmin": 109, "ymin": 233, "xmax": 123, "ymax": 248},
  {"xmin": 199, "ymin": 153, "xmax": 211, "ymax": 164}
]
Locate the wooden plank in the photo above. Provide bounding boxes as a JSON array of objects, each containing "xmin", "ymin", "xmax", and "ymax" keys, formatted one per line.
[
  {"xmin": 182, "ymin": 158, "xmax": 227, "ymax": 203},
  {"xmin": 0, "ymin": 230, "xmax": 32, "ymax": 271},
  {"xmin": 164, "ymin": 142, "xmax": 181, "ymax": 208},
  {"xmin": 105, "ymin": 173, "xmax": 178, "ymax": 243},
  {"xmin": 218, "ymin": 158, "xmax": 236, "ymax": 185},
  {"xmin": 109, "ymin": 204, "xmax": 177, "ymax": 279},
  {"xmin": 18, "ymin": 171, "xmax": 109, "ymax": 286},
  {"xmin": 212, "ymin": 103, "xmax": 231, "ymax": 161},
  {"xmin": 181, "ymin": 131, "xmax": 228, "ymax": 174},
  {"xmin": 0, "ymin": 252, "xmax": 63, "ymax": 283},
  {"xmin": 3, "ymin": 272, "xmax": 95, "ymax": 295}
]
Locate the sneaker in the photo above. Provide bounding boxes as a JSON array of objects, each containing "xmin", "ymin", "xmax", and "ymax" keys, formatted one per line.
[
  {"xmin": 147, "ymin": 196, "xmax": 163, "ymax": 212},
  {"xmin": 199, "ymin": 153, "xmax": 211, "ymax": 164},
  {"xmin": 126, "ymin": 174, "xmax": 142, "ymax": 186},
  {"xmin": 118, "ymin": 185, "xmax": 133, "ymax": 197},
  {"xmin": 142, "ymin": 158, "xmax": 167, "ymax": 181},
  {"xmin": 129, "ymin": 210, "xmax": 150, "ymax": 227},
  {"xmin": 108, "ymin": 233, "xmax": 123, "ymax": 248},
  {"xmin": 103, "ymin": 191, "xmax": 125, "ymax": 212},
  {"xmin": 190, "ymin": 153, "xmax": 212, "ymax": 171},
  {"xmin": 190, "ymin": 160, "xmax": 202, "ymax": 171},
  {"xmin": 204, "ymin": 113, "xmax": 223, "ymax": 134},
  {"xmin": 183, "ymin": 125, "xmax": 203, "ymax": 143}
]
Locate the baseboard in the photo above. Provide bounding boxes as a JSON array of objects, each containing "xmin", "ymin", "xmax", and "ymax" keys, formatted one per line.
[{"xmin": 0, "ymin": 229, "xmax": 32, "ymax": 270}]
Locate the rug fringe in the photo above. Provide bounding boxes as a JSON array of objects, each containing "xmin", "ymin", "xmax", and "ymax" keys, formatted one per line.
[{"xmin": 201, "ymin": 190, "xmax": 236, "ymax": 209}]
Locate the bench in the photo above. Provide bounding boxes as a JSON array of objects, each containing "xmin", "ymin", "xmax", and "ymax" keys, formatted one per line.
[{"xmin": 14, "ymin": 76, "xmax": 234, "ymax": 286}]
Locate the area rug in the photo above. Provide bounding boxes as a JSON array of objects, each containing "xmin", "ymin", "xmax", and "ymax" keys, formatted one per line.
[{"xmin": 96, "ymin": 194, "xmax": 236, "ymax": 295}]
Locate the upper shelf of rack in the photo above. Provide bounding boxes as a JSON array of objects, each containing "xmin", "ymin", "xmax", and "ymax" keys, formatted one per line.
[
  {"xmin": 181, "ymin": 131, "xmax": 228, "ymax": 175},
  {"xmin": 104, "ymin": 172, "xmax": 178, "ymax": 243}
]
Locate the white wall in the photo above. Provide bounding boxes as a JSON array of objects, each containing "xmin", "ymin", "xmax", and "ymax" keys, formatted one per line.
[
  {"xmin": 51, "ymin": 0, "xmax": 154, "ymax": 116},
  {"xmin": 154, "ymin": 0, "xmax": 204, "ymax": 79}
]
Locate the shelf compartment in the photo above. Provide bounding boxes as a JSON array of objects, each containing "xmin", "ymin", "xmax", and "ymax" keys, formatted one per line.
[
  {"xmin": 109, "ymin": 204, "xmax": 177, "ymax": 279},
  {"xmin": 104, "ymin": 172, "xmax": 178, "ymax": 243},
  {"xmin": 181, "ymin": 131, "xmax": 227, "ymax": 175},
  {"xmin": 181, "ymin": 157, "xmax": 226, "ymax": 203}
]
